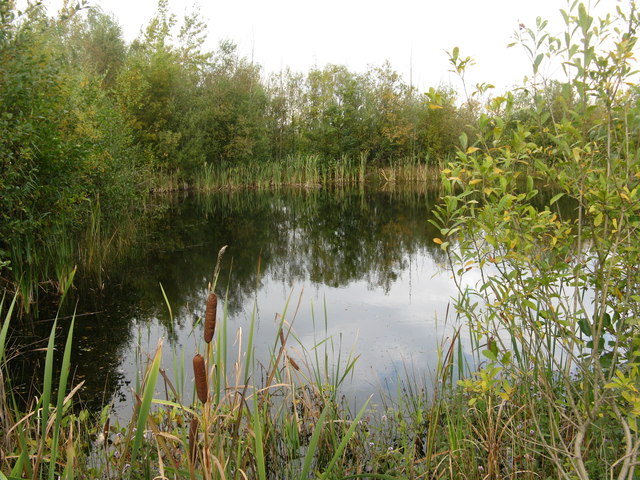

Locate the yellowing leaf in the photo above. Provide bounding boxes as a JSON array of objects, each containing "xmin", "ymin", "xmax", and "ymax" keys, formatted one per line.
[
  {"xmin": 433, "ymin": 238, "xmax": 443, "ymax": 245},
  {"xmin": 469, "ymin": 179, "xmax": 483, "ymax": 185},
  {"xmin": 429, "ymin": 104, "xmax": 443, "ymax": 109},
  {"xmin": 466, "ymin": 146, "xmax": 480, "ymax": 154},
  {"xmin": 594, "ymin": 212, "xmax": 603, "ymax": 226}
]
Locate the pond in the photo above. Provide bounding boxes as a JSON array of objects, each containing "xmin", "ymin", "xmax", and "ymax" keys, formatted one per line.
[{"xmin": 11, "ymin": 185, "xmax": 473, "ymax": 416}]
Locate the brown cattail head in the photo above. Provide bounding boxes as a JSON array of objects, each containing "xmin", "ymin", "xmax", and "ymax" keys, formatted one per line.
[
  {"xmin": 204, "ymin": 292, "xmax": 217, "ymax": 343},
  {"xmin": 288, "ymin": 356, "xmax": 300, "ymax": 371},
  {"xmin": 193, "ymin": 354, "xmax": 208, "ymax": 403},
  {"xmin": 189, "ymin": 417, "xmax": 199, "ymax": 464}
]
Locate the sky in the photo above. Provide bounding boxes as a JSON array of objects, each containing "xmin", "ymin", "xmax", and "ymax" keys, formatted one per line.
[{"xmin": 33, "ymin": 0, "xmax": 601, "ymax": 93}]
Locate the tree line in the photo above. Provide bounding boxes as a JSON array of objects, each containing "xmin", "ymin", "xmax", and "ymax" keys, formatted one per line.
[{"xmin": 0, "ymin": 1, "xmax": 475, "ymax": 256}]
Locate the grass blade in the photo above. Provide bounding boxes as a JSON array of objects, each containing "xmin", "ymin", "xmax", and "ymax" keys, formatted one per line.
[
  {"xmin": 49, "ymin": 315, "xmax": 75, "ymax": 480},
  {"xmin": 130, "ymin": 339, "xmax": 163, "ymax": 469},
  {"xmin": 319, "ymin": 397, "xmax": 371, "ymax": 480},
  {"xmin": 40, "ymin": 319, "xmax": 57, "ymax": 450},
  {"xmin": 300, "ymin": 401, "xmax": 330, "ymax": 478},
  {"xmin": 0, "ymin": 293, "xmax": 17, "ymax": 364},
  {"xmin": 252, "ymin": 401, "xmax": 266, "ymax": 480}
]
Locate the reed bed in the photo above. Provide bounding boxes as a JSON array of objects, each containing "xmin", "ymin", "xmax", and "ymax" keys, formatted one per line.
[{"xmin": 194, "ymin": 154, "xmax": 441, "ymax": 192}]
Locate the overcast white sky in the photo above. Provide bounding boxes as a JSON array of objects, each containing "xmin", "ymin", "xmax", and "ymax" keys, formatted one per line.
[{"xmin": 34, "ymin": 0, "xmax": 614, "ymax": 93}]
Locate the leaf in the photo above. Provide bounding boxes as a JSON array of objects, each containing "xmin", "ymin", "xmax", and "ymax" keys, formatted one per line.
[
  {"xmin": 459, "ymin": 132, "xmax": 468, "ymax": 150},
  {"xmin": 534, "ymin": 53, "xmax": 544, "ymax": 74},
  {"xmin": 0, "ymin": 294, "xmax": 17, "ymax": 366},
  {"xmin": 482, "ymin": 349, "xmax": 497, "ymax": 361},
  {"xmin": 320, "ymin": 397, "xmax": 371, "ymax": 479},
  {"xmin": 594, "ymin": 212, "xmax": 603, "ymax": 226},
  {"xmin": 501, "ymin": 351, "xmax": 512, "ymax": 364},
  {"xmin": 130, "ymin": 339, "xmax": 163, "ymax": 464},
  {"xmin": 578, "ymin": 318, "xmax": 591, "ymax": 337},
  {"xmin": 252, "ymin": 400, "xmax": 267, "ymax": 480},
  {"xmin": 549, "ymin": 192, "xmax": 565, "ymax": 205},
  {"xmin": 49, "ymin": 315, "xmax": 76, "ymax": 480},
  {"xmin": 433, "ymin": 238, "xmax": 443, "ymax": 245},
  {"xmin": 300, "ymin": 403, "xmax": 330, "ymax": 479}
]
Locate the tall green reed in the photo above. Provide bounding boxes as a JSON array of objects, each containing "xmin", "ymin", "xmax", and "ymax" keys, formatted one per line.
[{"xmin": 194, "ymin": 154, "xmax": 443, "ymax": 192}]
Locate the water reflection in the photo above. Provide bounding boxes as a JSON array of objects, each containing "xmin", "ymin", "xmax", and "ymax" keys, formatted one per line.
[{"xmin": 11, "ymin": 186, "xmax": 466, "ymax": 413}]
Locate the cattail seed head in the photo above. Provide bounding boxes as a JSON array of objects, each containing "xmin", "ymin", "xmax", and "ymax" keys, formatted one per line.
[
  {"xmin": 288, "ymin": 356, "xmax": 300, "ymax": 371},
  {"xmin": 189, "ymin": 417, "xmax": 199, "ymax": 464},
  {"xmin": 204, "ymin": 292, "xmax": 217, "ymax": 343},
  {"xmin": 193, "ymin": 354, "xmax": 208, "ymax": 403}
]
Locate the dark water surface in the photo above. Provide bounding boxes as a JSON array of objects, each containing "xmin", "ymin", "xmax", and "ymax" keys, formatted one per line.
[{"xmin": 13, "ymin": 186, "xmax": 470, "ymax": 415}]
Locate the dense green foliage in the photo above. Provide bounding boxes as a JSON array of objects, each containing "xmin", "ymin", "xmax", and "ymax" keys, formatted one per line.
[
  {"xmin": 432, "ymin": 3, "xmax": 640, "ymax": 479},
  {"xmin": 0, "ymin": 0, "xmax": 470, "ymax": 300}
]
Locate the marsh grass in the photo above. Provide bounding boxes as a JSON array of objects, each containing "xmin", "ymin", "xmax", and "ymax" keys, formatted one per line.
[
  {"xmin": 2, "ymin": 196, "xmax": 158, "ymax": 317},
  {"xmin": 0, "ymin": 278, "xmax": 632, "ymax": 479},
  {"xmin": 195, "ymin": 154, "xmax": 442, "ymax": 191}
]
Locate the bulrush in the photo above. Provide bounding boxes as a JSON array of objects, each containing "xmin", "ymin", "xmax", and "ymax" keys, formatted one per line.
[
  {"xmin": 204, "ymin": 292, "xmax": 217, "ymax": 343},
  {"xmin": 288, "ymin": 356, "xmax": 300, "ymax": 371},
  {"xmin": 189, "ymin": 417, "xmax": 199, "ymax": 464},
  {"xmin": 193, "ymin": 353, "xmax": 208, "ymax": 403}
]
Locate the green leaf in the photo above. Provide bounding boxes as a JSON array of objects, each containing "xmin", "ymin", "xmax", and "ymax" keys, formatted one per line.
[
  {"xmin": 300, "ymin": 402, "xmax": 331, "ymax": 479},
  {"xmin": 534, "ymin": 53, "xmax": 544, "ymax": 73},
  {"xmin": 41, "ymin": 319, "xmax": 58, "ymax": 451},
  {"xmin": 320, "ymin": 397, "xmax": 371, "ymax": 480},
  {"xmin": 459, "ymin": 132, "xmax": 468, "ymax": 151},
  {"xmin": 594, "ymin": 212, "xmax": 603, "ymax": 226},
  {"xmin": 482, "ymin": 349, "xmax": 498, "ymax": 361},
  {"xmin": 550, "ymin": 192, "xmax": 565, "ymax": 205},
  {"xmin": 130, "ymin": 339, "xmax": 163, "ymax": 466},
  {"xmin": 501, "ymin": 351, "xmax": 512, "ymax": 365},
  {"xmin": 578, "ymin": 318, "xmax": 592, "ymax": 336},
  {"xmin": 252, "ymin": 401, "xmax": 267, "ymax": 480},
  {"xmin": 0, "ymin": 294, "xmax": 17, "ymax": 366},
  {"xmin": 49, "ymin": 315, "xmax": 76, "ymax": 480}
]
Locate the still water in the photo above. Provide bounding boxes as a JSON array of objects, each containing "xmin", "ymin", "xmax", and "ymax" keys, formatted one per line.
[{"xmin": 16, "ymin": 186, "xmax": 469, "ymax": 415}]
